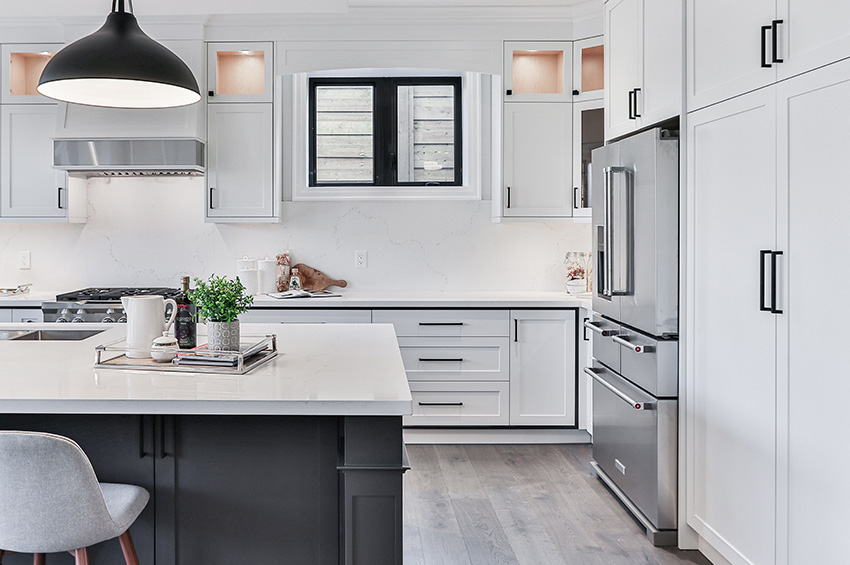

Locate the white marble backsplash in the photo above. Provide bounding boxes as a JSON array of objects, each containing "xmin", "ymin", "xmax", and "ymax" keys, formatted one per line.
[{"xmin": 0, "ymin": 176, "xmax": 591, "ymax": 292}]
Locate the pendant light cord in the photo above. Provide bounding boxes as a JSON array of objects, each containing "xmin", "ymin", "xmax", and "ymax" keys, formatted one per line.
[{"xmin": 111, "ymin": 0, "xmax": 134, "ymax": 13}]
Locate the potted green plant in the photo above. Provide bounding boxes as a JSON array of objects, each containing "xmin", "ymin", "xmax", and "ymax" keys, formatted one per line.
[{"xmin": 188, "ymin": 274, "xmax": 254, "ymax": 351}]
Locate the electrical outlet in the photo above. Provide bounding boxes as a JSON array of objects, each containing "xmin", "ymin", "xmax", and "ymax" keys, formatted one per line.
[
  {"xmin": 355, "ymin": 250, "xmax": 368, "ymax": 269},
  {"xmin": 18, "ymin": 251, "xmax": 31, "ymax": 270}
]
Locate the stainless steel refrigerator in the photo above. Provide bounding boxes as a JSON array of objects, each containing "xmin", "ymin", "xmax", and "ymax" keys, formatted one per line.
[{"xmin": 584, "ymin": 127, "xmax": 679, "ymax": 546}]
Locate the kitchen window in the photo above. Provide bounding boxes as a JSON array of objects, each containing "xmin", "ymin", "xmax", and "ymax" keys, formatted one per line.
[{"xmin": 308, "ymin": 76, "xmax": 462, "ymax": 188}]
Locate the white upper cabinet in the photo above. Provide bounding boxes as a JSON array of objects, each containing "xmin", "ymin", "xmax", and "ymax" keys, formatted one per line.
[
  {"xmin": 572, "ymin": 100, "xmax": 603, "ymax": 217},
  {"xmin": 503, "ymin": 41, "xmax": 573, "ymax": 103},
  {"xmin": 206, "ymin": 103, "xmax": 274, "ymax": 220},
  {"xmin": 687, "ymin": 0, "xmax": 777, "ymax": 112},
  {"xmin": 775, "ymin": 0, "xmax": 850, "ymax": 81},
  {"xmin": 687, "ymin": 0, "xmax": 850, "ymax": 112},
  {"xmin": 502, "ymin": 102, "xmax": 573, "ymax": 218},
  {"xmin": 572, "ymin": 36, "xmax": 604, "ymax": 101},
  {"xmin": 605, "ymin": 0, "xmax": 681, "ymax": 140},
  {"xmin": 1, "ymin": 44, "xmax": 60, "ymax": 104},
  {"xmin": 207, "ymin": 42, "xmax": 273, "ymax": 104},
  {"xmin": 0, "ymin": 104, "xmax": 67, "ymax": 219}
]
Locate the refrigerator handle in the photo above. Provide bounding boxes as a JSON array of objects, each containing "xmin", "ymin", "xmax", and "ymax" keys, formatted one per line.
[
  {"xmin": 606, "ymin": 166, "xmax": 633, "ymax": 296},
  {"xmin": 601, "ymin": 167, "xmax": 612, "ymax": 298}
]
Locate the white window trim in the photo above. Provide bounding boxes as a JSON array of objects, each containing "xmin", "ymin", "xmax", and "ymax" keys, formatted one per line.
[{"xmin": 287, "ymin": 69, "xmax": 484, "ymax": 201}]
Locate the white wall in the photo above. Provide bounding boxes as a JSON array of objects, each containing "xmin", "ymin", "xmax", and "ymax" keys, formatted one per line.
[{"xmin": 0, "ymin": 177, "xmax": 590, "ymax": 291}]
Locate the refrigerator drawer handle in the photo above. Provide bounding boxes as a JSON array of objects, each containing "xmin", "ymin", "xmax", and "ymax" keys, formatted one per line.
[
  {"xmin": 583, "ymin": 367, "xmax": 655, "ymax": 411},
  {"xmin": 612, "ymin": 335, "xmax": 654, "ymax": 354},
  {"xmin": 583, "ymin": 319, "xmax": 619, "ymax": 337}
]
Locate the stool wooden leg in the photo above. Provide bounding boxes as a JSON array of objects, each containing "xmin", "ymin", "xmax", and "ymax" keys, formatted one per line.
[
  {"xmin": 74, "ymin": 548, "xmax": 90, "ymax": 565},
  {"xmin": 33, "ymin": 554, "xmax": 45, "ymax": 565},
  {"xmin": 119, "ymin": 530, "xmax": 140, "ymax": 565}
]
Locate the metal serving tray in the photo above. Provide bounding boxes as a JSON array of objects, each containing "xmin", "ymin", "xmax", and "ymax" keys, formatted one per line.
[{"xmin": 94, "ymin": 334, "xmax": 277, "ymax": 375}]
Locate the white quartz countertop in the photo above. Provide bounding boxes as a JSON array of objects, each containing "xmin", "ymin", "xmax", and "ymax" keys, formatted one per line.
[
  {"xmin": 250, "ymin": 290, "xmax": 591, "ymax": 309},
  {"xmin": 0, "ymin": 290, "xmax": 58, "ymax": 308},
  {"xmin": 0, "ymin": 323, "xmax": 412, "ymax": 417}
]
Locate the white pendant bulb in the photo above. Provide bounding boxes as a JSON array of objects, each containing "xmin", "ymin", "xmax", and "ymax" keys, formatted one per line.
[{"xmin": 37, "ymin": 0, "xmax": 200, "ymax": 109}]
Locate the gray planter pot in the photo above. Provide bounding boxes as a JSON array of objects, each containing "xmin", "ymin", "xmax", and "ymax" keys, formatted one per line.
[{"xmin": 207, "ymin": 320, "xmax": 241, "ymax": 351}]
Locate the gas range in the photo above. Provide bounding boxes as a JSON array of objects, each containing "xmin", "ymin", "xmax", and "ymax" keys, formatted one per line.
[{"xmin": 43, "ymin": 287, "xmax": 181, "ymax": 323}]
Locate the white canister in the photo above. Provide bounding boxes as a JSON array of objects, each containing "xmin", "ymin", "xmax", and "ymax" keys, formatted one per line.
[
  {"xmin": 237, "ymin": 268, "xmax": 259, "ymax": 296},
  {"xmin": 236, "ymin": 256, "xmax": 257, "ymax": 272},
  {"xmin": 257, "ymin": 257, "xmax": 277, "ymax": 294}
]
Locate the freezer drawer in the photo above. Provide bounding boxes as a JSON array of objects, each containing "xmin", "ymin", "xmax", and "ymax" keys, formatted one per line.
[
  {"xmin": 612, "ymin": 326, "xmax": 678, "ymax": 398},
  {"xmin": 588, "ymin": 362, "xmax": 677, "ymax": 530},
  {"xmin": 584, "ymin": 314, "xmax": 620, "ymax": 373}
]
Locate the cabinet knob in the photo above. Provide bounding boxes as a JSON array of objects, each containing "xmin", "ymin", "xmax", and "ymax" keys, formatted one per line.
[
  {"xmin": 208, "ymin": 90, "xmax": 215, "ymax": 97},
  {"xmin": 572, "ymin": 89, "xmax": 580, "ymax": 96},
  {"xmin": 505, "ymin": 89, "xmax": 512, "ymax": 96}
]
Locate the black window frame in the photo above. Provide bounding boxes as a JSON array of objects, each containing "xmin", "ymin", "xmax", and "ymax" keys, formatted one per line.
[{"xmin": 309, "ymin": 76, "xmax": 463, "ymax": 188}]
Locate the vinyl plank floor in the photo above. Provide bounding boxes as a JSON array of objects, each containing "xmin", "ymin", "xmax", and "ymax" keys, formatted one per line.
[{"xmin": 404, "ymin": 444, "xmax": 712, "ymax": 565}]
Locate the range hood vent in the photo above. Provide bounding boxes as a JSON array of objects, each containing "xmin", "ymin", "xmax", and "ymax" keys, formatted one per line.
[{"xmin": 54, "ymin": 139, "xmax": 204, "ymax": 175}]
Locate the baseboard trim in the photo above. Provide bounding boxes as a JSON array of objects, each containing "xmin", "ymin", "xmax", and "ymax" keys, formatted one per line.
[{"xmin": 403, "ymin": 428, "xmax": 592, "ymax": 444}]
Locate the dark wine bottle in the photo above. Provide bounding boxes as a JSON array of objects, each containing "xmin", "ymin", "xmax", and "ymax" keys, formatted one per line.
[{"xmin": 175, "ymin": 276, "xmax": 197, "ymax": 349}]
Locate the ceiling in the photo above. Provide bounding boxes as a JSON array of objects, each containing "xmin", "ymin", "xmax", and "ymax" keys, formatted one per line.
[{"xmin": 2, "ymin": 0, "xmax": 594, "ymax": 17}]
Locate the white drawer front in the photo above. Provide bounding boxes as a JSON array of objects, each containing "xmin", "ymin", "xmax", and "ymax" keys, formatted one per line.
[
  {"xmin": 398, "ymin": 337, "xmax": 509, "ymax": 382},
  {"xmin": 372, "ymin": 309, "xmax": 509, "ymax": 337},
  {"xmin": 241, "ymin": 309, "xmax": 371, "ymax": 324},
  {"xmin": 405, "ymin": 382, "xmax": 509, "ymax": 426}
]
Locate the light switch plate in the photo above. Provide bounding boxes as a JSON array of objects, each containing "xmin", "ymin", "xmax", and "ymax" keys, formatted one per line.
[{"xmin": 18, "ymin": 251, "xmax": 31, "ymax": 270}]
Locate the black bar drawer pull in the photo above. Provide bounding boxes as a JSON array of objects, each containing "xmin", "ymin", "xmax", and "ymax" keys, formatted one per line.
[
  {"xmin": 418, "ymin": 358, "xmax": 464, "ymax": 362},
  {"xmin": 772, "ymin": 20, "xmax": 784, "ymax": 63},
  {"xmin": 628, "ymin": 89, "xmax": 635, "ymax": 119},
  {"xmin": 209, "ymin": 186, "xmax": 215, "ymax": 209},
  {"xmin": 419, "ymin": 322, "xmax": 464, "ymax": 326},
  {"xmin": 770, "ymin": 250, "xmax": 783, "ymax": 314},
  {"xmin": 759, "ymin": 250, "xmax": 771, "ymax": 311},
  {"xmin": 57, "ymin": 187, "xmax": 63, "ymax": 209},
  {"xmin": 761, "ymin": 25, "xmax": 772, "ymax": 68},
  {"xmin": 418, "ymin": 401, "xmax": 464, "ymax": 407},
  {"xmin": 574, "ymin": 187, "xmax": 580, "ymax": 209},
  {"xmin": 506, "ymin": 186, "xmax": 511, "ymax": 208},
  {"xmin": 633, "ymin": 88, "xmax": 641, "ymax": 118}
]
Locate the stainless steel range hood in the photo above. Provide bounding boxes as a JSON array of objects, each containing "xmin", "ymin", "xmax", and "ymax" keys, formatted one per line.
[{"xmin": 54, "ymin": 139, "xmax": 204, "ymax": 176}]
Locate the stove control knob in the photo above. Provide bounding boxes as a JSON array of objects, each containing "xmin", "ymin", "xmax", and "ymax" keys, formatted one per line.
[
  {"xmin": 56, "ymin": 317, "xmax": 70, "ymax": 323},
  {"xmin": 101, "ymin": 316, "xmax": 116, "ymax": 323},
  {"xmin": 72, "ymin": 309, "xmax": 87, "ymax": 323},
  {"xmin": 56, "ymin": 308, "xmax": 71, "ymax": 323}
]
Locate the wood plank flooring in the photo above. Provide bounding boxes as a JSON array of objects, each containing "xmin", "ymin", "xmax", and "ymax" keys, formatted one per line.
[{"xmin": 403, "ymin": 444, "xmax": 712, "ymax": 565}]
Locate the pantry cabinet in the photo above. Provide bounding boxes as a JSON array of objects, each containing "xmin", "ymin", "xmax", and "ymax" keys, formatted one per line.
[
  {"xmin": 687, "ymin": 56, "xmax": 850, "ymax": 565},
  {"xmin": 604, "ymin": 0, "xmax": 681, "ymax": 140},
  {"xmin": 687, "ymin": 0, "xmax": 850, "ymax": 111},
  {"xmin": 206, "ymin": 103, "xmax": 275, "ymax": 221}
]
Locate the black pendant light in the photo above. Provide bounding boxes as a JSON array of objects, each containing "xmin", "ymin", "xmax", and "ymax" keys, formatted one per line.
[{"xmin": 37, "ymin": 0, "xmax": 200, "ymax": 109}]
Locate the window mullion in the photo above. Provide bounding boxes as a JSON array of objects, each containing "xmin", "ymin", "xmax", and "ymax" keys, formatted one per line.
[{"xmin": 375, "ymin": 79, "xmax": 394, "ymax": 187}]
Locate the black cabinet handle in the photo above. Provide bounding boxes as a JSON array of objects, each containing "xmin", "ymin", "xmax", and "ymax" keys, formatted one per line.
[
  {"xmin": 506, "ymin": 186, "xmax": 511, "ymax": 209},
  {"xmin": 572, "ymin": 89, "xmax": 580, "ymax": 96},
  {"xmin": 418, "ymin": 322, "xmax": 463, "ymax": 327},
  {"xmin": 209, "ymin": 186, "xmax": 214, "ymax": 209},
  {"xmin": 57, "ymin": 187, "xmax": 63, "ymax": 209},
  {"xmin": 761, "ymin": 25, "xmax": 772, "ymax": 68},
  {"xmin": 770, "ymin": 251, "xmax": 783, "ymax": 314},
  {"xmin": 633, "ymin": 88, "xmax": 641, "ymax": 118},
  {"xmin": 772, "ymin": 20, "xmax": 784, "ymax": 63},
  {"xmin": 628, "ymin": 89, "xmax": 635, "ymax": 119},
  {"xmin": 583, "ymin": 317, "xmax": 590, "ymax": 341},
  {"xmin": 514, "ymin": 319, "xmax": 518, "ymax": 342},
  {"xmin": 506, "ymin": 89, "xmax": 512, "ymax": 96},
  {"xmin": 418, "ymin": 358, "xmax": 464, "ymax": 362},
  {"xmin": 418, "ymin": 401, "xmax": 463, "ymax": 407},
  {"xmin": 574, "ymin": 187, "xmax": 580, "ymax": 209},
  {"xmin": 208, "ymin": 90, "xmax": 215, "ymax": 97},
  {"xmin": 759, "ymin": 250, "xmax": 770, "ymax": 311}
]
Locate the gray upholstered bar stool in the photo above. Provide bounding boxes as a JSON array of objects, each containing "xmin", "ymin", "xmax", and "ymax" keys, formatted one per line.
[{"xmin": 0, "ymin": 431, "xmax": 150, "ymax": 565}]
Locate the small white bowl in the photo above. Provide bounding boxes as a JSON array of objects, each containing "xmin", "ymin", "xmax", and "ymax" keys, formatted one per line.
[{"xmin": 151, "ymin": 334, "xmax": 179, "ymax": 363}]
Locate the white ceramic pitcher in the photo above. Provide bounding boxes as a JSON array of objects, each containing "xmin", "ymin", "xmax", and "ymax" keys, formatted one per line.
[{"xmin": 122, "ymin": 296, "xmax": 178, "ymax": 359}]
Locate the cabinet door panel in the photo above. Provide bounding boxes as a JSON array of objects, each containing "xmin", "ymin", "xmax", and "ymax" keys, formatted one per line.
[
  {"xmin": 641, "ymin": 0, "xmax": 681, "ymax": 124},
  {"xmin": 605, "ymin": 0, "xmax": 641, "ymax": 139},
  {"xmin": 1, "ymin": 105, "xmax": 65, "ymax": 218},
  {"xmin": 687, "ymin": 88, "xmax": 777, "ymax": 565},
  {"xmin": 503, "ymin": 103, "xmax": 572, "ymax": 217},
  {"xmin": 687, "ymin": 0, "xmax": 777, "ymax": 112},
  {"xmin": 207, "ymin": 42, "xmax": 273, "ymax": 104},
  {"xmin": 778, "ymin": 58, "xmax": 850, "ymax": 565},
  {"xmin": 503, "ymin": 41, "xmax": 572, "ymax": 103},
  {"xmin": 207, "ymin": 104, "xmax": 273, "ymax": 219},
  {"xmin": 509, "ymin": 310, "xmax": 577, "ymax": 426},
  {"xmin": 777, "ymin": 0, "xmax": 850, "ymax": 81}
]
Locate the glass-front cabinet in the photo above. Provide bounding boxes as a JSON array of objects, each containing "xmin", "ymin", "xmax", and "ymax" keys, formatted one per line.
[
  {"xmin": 1, "ymin": 44, "xmax": 60, "ymax": 104},
  {"xmin": 207, "ymin": 42, "xmax": 273, "ymax": 103},
  {"xmin": 573, "ymin": 37, "xmax": 604, "ymax": 101},
  {"xmin": 503, "ymin": 41, "xmax": 573, "ymax": 102},
  {"xmin": 572, "ymin": 101, "xmax": 604, "ymax": 217}
]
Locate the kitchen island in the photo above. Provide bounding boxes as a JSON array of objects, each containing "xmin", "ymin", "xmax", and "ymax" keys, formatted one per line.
[{"xmin": 0, "ymin": 323, "xmax": 412, "ymax": 565}]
